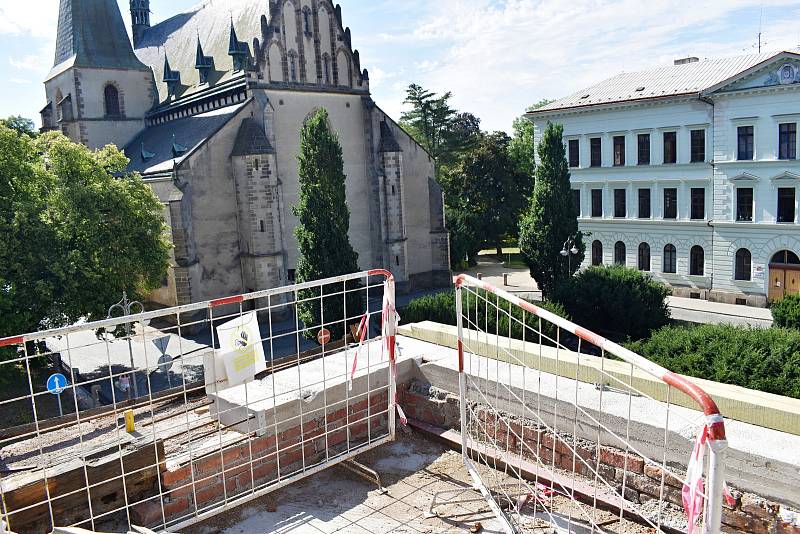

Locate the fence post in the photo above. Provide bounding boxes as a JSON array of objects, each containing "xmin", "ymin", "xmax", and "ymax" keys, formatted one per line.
[
  {"xmin": 455, "ymin": 281, "xmax": 467, "ymax": 462},
  {"xmin": 705, "ymin": 440, "xmax": 728, "ymax": 534}
]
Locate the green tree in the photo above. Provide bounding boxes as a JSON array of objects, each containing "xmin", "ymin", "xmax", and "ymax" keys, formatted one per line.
[
  {"xmin": 293, "ymin": 109, "xmax": 363, "ymax": 341},
  {"xmin": 508, "ymin": 116, "xmax": 536, "ymax": 179},
  {"xmin": 399, "ymin": 84, "xmax": 482, "ymax": 172},
  {"xmin": 518, "ymin": 122, "xmax": 583, "ymax": 298},
  {"xmin": 441, "ymin": 132, "xmax": 531, "ymax": 262},
  {"xmin": 1, "ymin": 116, "xmax": 37, "ymax": 138},
  {"xmin": 0, "ymin": 128, "xmax": 171, "ymax": 339}
]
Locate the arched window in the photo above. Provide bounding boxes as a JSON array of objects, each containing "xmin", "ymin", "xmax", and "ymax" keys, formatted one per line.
[
  {"xmin": 735, "ymin": 248, "xmax": 752, "ymax": 280},
  {"xmin": 303, "ymin": 9, "xmax": 311, "ymax": 35},
  {"xmin": 663, "ymin": 244, "xmax": 677, "ymax": 273},
  {"xmin": 289, "ymin": 54, "xmax": 297, "ymax": 82},
  {"xmin": 614, "ymin": 241, "xmax": 626, "ymax": 266},
  {"xmin": 104, "ymin": 84, "xmax": 121, "ymax": 117},
  {"xmin": 638, "ymin": 243, "xmax": 651, "ymax": 271},
  {"xmin": 591, "ymin": 240, "xmax": 603, "ymax": 266},
  {"xmin": 771, "ymin": 250, "xmax": 800, "ymax": 265},
  {"xmin": 323, "ymin": 55, "xmax": 331, "ymax": 84},
  {"xmin": 690, "ymin": 246, "xmax": 705, "ymax": 276}
]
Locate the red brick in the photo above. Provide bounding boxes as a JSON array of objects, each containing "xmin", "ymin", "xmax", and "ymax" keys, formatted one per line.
[
  {"xmin": 131, "ymin": 500, "xmax": 162, "ymax": 527},
  {"xmin": 163, "ymin": 497, "xmax": 190, "ymax": 520},
  {"xmin": 222, "ymin": 445, "xmax": 244, "ymax": 466},
  {"xmin": 162, "ymin": 464, "xmax": 191, "ymax": 487},
  {"xmin": 740, "ymin": 494, "xmax": 779, "ymax": 521},
  {"xmin": 722, "ymin": 508, "xmax": 769, "ymax": 534},
  {"xmin": 195, "ymin": 482, "xmax": 225, "ymax": 506},
  {"xmin": 643, "ymin": 463, "xmax": 683, "ymax": 489},
  {"xmin": 251, "ymin": 435, "xmax": 277, "ymax": 456},
  {"xmin": 195, "ymin": 453, "xmax": 222, "ymax": 475},
  {"xmin": 279, "ymin": 425, "xmax": 302, "ymax": 443},
  {"xmin": 598, "ymin": 447, "xmax": 644, "ymax": 473},
  {"xmin": 253, "ymin": 461, "xmax": 277, "ymax": 482}
]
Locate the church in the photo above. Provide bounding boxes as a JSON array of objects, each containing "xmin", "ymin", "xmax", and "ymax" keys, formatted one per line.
[{"xmin": 40, "ymin": 0, "xmax": 451, "ymax": 308}]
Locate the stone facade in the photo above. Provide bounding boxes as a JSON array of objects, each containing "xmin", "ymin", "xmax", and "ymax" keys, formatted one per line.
[{"xmin": 41, "ymin": 0, "xmax": 450, "ymax": 307}]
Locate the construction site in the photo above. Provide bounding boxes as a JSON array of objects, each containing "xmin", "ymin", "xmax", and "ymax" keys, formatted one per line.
[{"xmin": 1, "ymin": 270, "xmax": 799, "ymax": 534}]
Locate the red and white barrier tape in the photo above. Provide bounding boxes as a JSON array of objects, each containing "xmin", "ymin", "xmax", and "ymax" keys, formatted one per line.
[{"xmin": 683, "ymin": 414, "xmax": 734, "ymax": 533}]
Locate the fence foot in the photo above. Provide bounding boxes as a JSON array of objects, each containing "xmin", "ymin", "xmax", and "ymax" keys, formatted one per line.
[{"xmin": 341, "ymin": 459, "xmax": 388, "ymax": 494}]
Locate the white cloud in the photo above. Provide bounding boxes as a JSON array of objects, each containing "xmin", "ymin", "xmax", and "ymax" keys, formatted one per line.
[
  {"xmin": 9, "ymin": 78, "xmax": 32, "ymax": 85},
  {"xmin": 0, "ymin": 0, "xmax": 58, "ymax": 39},
  {"xmin": 393, "ymin": 0, "xmax": 800, "ymax": 132},
  {"xmin": 9, "ymin": 55, "xmax": 47, "ymax": 71}
]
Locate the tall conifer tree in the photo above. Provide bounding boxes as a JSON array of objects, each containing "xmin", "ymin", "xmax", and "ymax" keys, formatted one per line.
[
  {"xmin": 294, "ymin": 109, "xmax": 363, "ymax": 340},
  {"xmin": 518, "ymin": 122, "xmax": 584, "ymax": 298}
]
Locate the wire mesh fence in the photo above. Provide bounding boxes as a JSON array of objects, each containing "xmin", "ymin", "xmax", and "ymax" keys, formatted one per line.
[
  {"xmin": 0, "ymin": 270, "xmax": 398, "ymax": 534},
  {"xmin": 453, "ymin": 274, "xmax": 728, "ymax": 534}
]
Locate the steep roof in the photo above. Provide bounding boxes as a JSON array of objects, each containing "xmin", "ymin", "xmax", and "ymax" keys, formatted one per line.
[
  {"xmin": 134, "ymin": 0, "xmax": 263, "ymax": 103},
  {"xmin": 231, "ymin": 118, "xmax": 274, "ymax": 156},
  {"xmin": 50, "ymin": 0, "xmax": 149, "ymax": 78},
  {"xmin": 532, "ymin": 51, "xmax": 796, "ymax": 114},
  {"xmin": 124, "ymin": 102, "xmax": 247, "ymax": 175}
]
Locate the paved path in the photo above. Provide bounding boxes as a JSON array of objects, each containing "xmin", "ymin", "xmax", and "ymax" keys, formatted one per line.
[{"xmin": 457, "ymin": 257, "xmax": 774, "ymax": 328}]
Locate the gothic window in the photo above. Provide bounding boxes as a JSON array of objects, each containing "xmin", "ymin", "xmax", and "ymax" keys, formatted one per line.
[
  {"xmin": 323, "ymin": 56, "xmax": 331, "ymax": 84},
  {"xmin": 303, "ymin": 9, "xmax": 312, "ymax": 35},
  {"xmin": 104, "ymin": 84, "xmax": 121, "ymax": 117},
  {"xmin": 289, "ymin": 54, "xmax": 298, "ymax": 82}
]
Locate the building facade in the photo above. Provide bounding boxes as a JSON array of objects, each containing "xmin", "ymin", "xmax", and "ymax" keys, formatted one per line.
[
  {"xmin": 40, "ymin": 0, "xmax": 450, "ymax": 307},
  {"xmin": 529, "ymin": 51, "xmax": 800, "ymax": 306}
]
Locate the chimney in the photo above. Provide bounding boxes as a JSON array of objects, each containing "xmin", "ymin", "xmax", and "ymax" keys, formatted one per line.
[{"xmin": 674, "ymin": 57, "xmax": 700, "ymax": 66}]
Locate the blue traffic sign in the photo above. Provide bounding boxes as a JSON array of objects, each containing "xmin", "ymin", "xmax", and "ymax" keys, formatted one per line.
[{"xmin": 47, "ymin": 373, "xmax": 68, "ymax": 395}]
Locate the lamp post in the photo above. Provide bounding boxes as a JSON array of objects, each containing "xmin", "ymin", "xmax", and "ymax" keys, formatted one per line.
[
  {"xmin": 560, "ymin": 235, "xmax": 580, "ymax": 275},
  {"xmin": 108, "ymin": 291, "xmax": 143, "ymax": 401}
]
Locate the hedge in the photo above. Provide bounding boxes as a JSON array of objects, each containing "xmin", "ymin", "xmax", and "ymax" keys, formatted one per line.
[
  {"xmin": 400, "ymin": 290, "xmax": 572, "ymax": 346},
  {"xmin": 553, "ymin": 265, "xmax": 671, "ymax": 341},
  {"xmin": 626, "ymin": 324, "xmax": 800, "ymax": 399},
  {"xmin": 771, "ymin": 293, "xmax": 800, "ymax": 330}
]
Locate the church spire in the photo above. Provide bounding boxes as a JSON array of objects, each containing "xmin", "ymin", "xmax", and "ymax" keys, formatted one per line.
[
  {"xmin": 52, "ymin": 0, "xmax": 148, "ymax": 73},
  {"xmin": 195, "ymin": 36, "xmax": 215, "ymax": 85},
  {"xmin": 228, "ymin": 18, "xmax": 250, "ymax": 72},
  {"xmin": 130, "ymin": 0, "xmax": 151, "ymax": 48}
]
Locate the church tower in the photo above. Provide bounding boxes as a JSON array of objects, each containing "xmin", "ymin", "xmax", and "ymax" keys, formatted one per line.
[
  {"xmin": 130, "ymin": 0, "xmax": 151, "ymax": 48},
  {"xmin": 40, "ymin": 0, "xmax": 155, "ymax": 149}
]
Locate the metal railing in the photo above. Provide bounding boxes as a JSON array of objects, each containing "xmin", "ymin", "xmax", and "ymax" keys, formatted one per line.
[
  {"xmin": 450, "ymin": 274, "xmax": 728, "ymax": 534},
  {"xmin": 0, "ymin": 270, "xmax": 398, "ymax": 534}
]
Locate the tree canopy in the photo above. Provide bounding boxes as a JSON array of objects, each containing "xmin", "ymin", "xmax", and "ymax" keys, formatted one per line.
[
  {"xmin": 0, "ymin": 127, "xmax": 171, "ymax": 338},
  {"xmin": 518, "ymin": 122, "xmax": 583, "ymax": 298},
  {"xmin": 1, "ymin": 116, "xmax": 37, "ymax": 138},
  {"xmin": 293, "ymin": 109, "xmax": 363, "ymax": 341},
  {"xmin": 440, "ymin": 132, "xmax": 531, "ymax": 262}
]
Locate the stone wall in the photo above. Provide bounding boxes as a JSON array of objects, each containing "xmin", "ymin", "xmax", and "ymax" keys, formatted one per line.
[{"xmin": 398, "ymin": 381, "xmax": 800, "ymax": 534}]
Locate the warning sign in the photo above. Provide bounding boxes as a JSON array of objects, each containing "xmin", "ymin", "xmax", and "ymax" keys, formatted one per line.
[{"xmin": 213, "ymin": 312, "xmax": 266, "ymax": 388}]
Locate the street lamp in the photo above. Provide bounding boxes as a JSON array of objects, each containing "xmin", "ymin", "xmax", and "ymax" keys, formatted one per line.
[
  {"xmin": 108, "ymin": 291, "xmax": 143, "ymax": 401},
  {"xmin": 560, "ymin": 235, "xmax": 580, "ymax": 274}
]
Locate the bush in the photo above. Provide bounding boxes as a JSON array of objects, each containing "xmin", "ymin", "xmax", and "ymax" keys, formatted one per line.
[
  {"xmin": 400, "ymin": 290, "xmax": 571, "ymax": 346},
  {"xmin": 771, "ymin": 294, "xmax": 800, "ymax": 329},
  {"xmin": 553, "ymin": 265, "xmax": 670, "ymax": 340},
  {"xmin": 626, "ymin": 324, "xmax": 800, "ymax": 399}
]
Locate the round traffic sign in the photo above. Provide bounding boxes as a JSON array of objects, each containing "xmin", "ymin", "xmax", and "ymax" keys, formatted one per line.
[
  {"xmin": 317, "ymin": 328, "xmax": 331, "ymax": 345},
  {"xmin": 46, "ymin": 373, "xmax": 68, "ymax": 395},
  {"xmin": 157, "ymin": 354, "xmax": 174, "ymax": 373}
]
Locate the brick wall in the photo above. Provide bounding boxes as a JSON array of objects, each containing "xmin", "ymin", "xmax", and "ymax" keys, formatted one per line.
[
  {"xmin": 399, "ymin": 382, "xmax": 800, "ymax": 534},
  {"xmin": 132, "ymin": 391, "xmax": 389, "ymax": 529}
]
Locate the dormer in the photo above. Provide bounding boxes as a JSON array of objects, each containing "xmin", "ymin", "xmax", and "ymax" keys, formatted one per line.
[
  {"xmin": 195, "ymin": 38, "xmax": 215, "ymax": 85},
  {"xmin": 228, "ymin": 20, "xmax": 250, "ymax": 72},
  {"xmin": 163, "ymin": 54, "xmax": 181, "ymax": 97}
]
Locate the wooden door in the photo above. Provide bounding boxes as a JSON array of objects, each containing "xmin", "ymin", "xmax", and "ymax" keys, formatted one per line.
[
  {"xmin": 787, "ymin": 269, "xmax": 800, "ymax": 297},
  {"xmin": 769, "ymin": 267, "xmax": 786, "ymax": 301}
]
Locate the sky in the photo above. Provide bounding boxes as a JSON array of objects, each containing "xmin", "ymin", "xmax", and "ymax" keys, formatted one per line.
[{"xmin": 1, "ymin": 0, "xmax": 799, "ymax": 133}]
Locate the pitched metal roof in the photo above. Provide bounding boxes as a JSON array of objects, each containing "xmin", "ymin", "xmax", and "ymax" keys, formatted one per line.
[
  {"xmin": 231, "ymin": 118, "xmax": 274, "ymax": 156},
  {"xmin": 124, "ymin": 102, "xmax": 247, "ymax": 175},
  {"xmin": 533, "ymin": 51, "xmax": 797, "ymax": 114},
  {"xmin": 134, "ymin": 0, "xmax": 262, "ymax": 104},
  {"xmin": 50, "ymin": 0, "xmax": 149, "ymax": 78}
]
